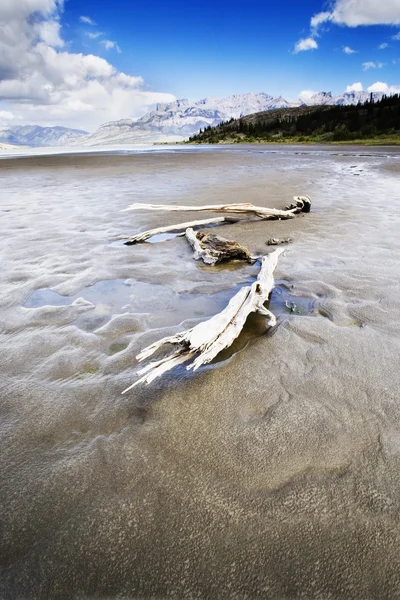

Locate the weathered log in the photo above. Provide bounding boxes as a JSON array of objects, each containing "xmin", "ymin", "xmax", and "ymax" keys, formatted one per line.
[
  {"xmin": 185, "ymin": 228, "xmax": 256, "ymax": 265},
  {"xmin": 122, "ymin": 248, "xmax": 284, "ymax": 392},
  {"xmin": 122, "ymin": 202, "xmax": 299, "ymax": 220},
  {"xmin": 286, "ymin": 195, "xmax": 311, "ymax": 213},
  {"xmin": 118, "ymin": 216, "xmax": 239, "ymax": 244}
]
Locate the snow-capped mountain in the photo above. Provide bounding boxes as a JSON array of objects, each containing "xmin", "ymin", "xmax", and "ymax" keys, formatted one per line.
[
  {"xmin": 0, "ymin": 125, "xmax": 88, "ymax": 147},
  {"xmin": 74, "ymin": 90, "xmax": 388, "ymax": 146},
  {"xmin": 74, "ymin": 93, "xmax": 293, "ymax": 146},
  {"xmin": 2, "ymin": 91, "xmax": 387, "ymax": 148},
  {"xmin": 302, "ymin": 90, "xmax": 384, "ymax": 106}
]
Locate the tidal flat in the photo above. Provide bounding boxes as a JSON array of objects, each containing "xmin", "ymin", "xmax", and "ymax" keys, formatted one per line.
[{"xmin": 1, "ymin": 144, "xmax": 400, "ymax": 599}]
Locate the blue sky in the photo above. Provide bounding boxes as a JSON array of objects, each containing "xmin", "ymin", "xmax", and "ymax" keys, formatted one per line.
[
  {"xmin": 64, "ymin": 0, "xmax": 400, "ymax": 99},
  {"xmin": 0, "ymin": 0, "xmax": 399, "ymax": 129}
]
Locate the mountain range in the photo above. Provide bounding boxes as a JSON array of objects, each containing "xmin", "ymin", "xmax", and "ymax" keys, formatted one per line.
[
  {"xmin": 0, "ymin": 125, "xmax": 88, "ymax": 147},
  {"xmin": 72, "ymin": 91, "xmax": 387, "ymax": 146},
  {"xmin": 188, "ymin": 93, "xmax": 400, "ymax": 144},
  {"xmin": 0, "ymin": 91, "xmax": 387, "ymax": 147}
]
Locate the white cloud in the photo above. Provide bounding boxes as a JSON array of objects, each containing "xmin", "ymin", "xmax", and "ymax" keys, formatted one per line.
[
  {"xmin": 346, "ymin": 82, "xmax": 363, "ymax": 92},
  {"xmin": 293, "ymin": 37, "xmax": 318, "ymax": 53},
  {"xmin": 0, "ymin": 109, "xmax": 19, "ymax": 127},
  {"xmin": 80, "ymin": 15, "xmax": 95, "ymax": 25},
  {"xmin": 366, "ymin": 81, "xmax": 400, "ymax": 93},
  {"xmin": 86, "ymin": 31, "xmax": 103, "ymax": 39},
  {"xmin": 0, "ymin": 0, "xmax": 175, "ymax": 130},
  {"xmin": 367, "ymin": 81, "xmax": 389, "ymax": 92},
  {"xmin": 102, "ymin": 40, "xmax": 122, "ymax": 53},
  {"xmin": 34, "ymin": 19, "xmax": 64, "ymax": 47},
  {"xmin": 343, "ymin": 45, "xmax": 356, "ymax": 53},
  {"xmin": 362, "ymin": 61, "xmax": 384, "ymax": 70},
  {"xmin": 311, "ymin": 0, "xmax": 400, "ymax": 29},
  {"xmin": 299, "ymin": 90, "xmax": 318, "ymax": 101},
  {"xmin": 310, "ymin": 11, "xmax": 332, "ymax": 29},
  {"xmin": 379, "ymin": 42, "xmax": 389, "ymax": 49},
  {"xmin": 393, "ymin": 32, "xmax": 400, "ymax": 40},
  {"xmin": 0, "ymin": 0, "xmax": 64, "ymax": 20}
]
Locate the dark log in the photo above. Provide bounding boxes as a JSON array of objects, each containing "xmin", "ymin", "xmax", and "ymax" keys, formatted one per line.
[{"xmin": 185, "ymin": 228, "xmax": 256, "ymax": 265}]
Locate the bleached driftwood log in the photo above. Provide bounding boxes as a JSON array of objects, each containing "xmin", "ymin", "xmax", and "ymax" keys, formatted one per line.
[
  {"xmin": 185, "ymin": 228, "xmax": 256, "ymax": 265},
  {"xmin": 122, "ymin": 248, "xmax": 284, "ymax": 392},
  {"xmin": 122, "ymin": 202, "xmax": 299, "ymax": 220},
  {"xmin": 118, "ymin": 216, "xmax": 239, "ymax": 244}
]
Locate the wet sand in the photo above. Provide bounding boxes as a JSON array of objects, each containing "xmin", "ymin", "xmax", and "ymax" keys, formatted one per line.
[{"xmin": 1, "ymin": 145, "xmax": 400, "ymax": 598}]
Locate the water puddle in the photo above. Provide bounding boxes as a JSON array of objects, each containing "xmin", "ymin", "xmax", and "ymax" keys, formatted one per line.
[
  {"xmin": 23, "ymin": 277, "xmax": 251, "ymax": 332},
  {"xmin": 24, "ymin": 288, "xmax": 73, "ymax": 308},
  {"xmin": 212, "ymin": 281, "xmax": 319, "ymax": 364},
  {"xmin": 24, "ymin": 279, "xmax": 140, "ymax": 331},
  {"xmin": 270, "ymin": 280, "xmax": 317, "ymax": 316},
  {"xmin": 147, "ymin": 232, "xmax": 182, "ymax": 243},
  {"xmin": 23, "ymin": 275, "xmax": 318, "ymax": 337}
]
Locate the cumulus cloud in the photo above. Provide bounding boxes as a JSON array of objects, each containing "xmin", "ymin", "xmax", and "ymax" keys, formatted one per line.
[
  {"xmin": 311, "ymin": 0, "xmax": 400, "ymax": 29},
  {"xmin": 343, "ymin": 46, "xmax": 356, "ymax": 53},
  {"xmin": 80, "ymin": 15, "xmax": 95, "ymax": 25},
  {"xmin": 367, "ymin": 81, "xmax": 389, "ymax": 92},
  {"xmin": 293, "ymin": 37, "xmax": 318, "ymax": 53},
  {"xmin": 366, "ymin": 81, "xmax": 400, "ymax": 93},
  {"xmin": 35, "ymin": 19, "xmax": 64, "ymax": 47},
  {"xmin": 346, "ymin": 82, "xmax": 363, "ymax": 92},
  {"xmin": 362, "ymin": 61, "xmax": 384, "ymax": 70},
  {"xmin": 379, "ymin": 42, "xmax": 389, "ymax": 49},
  {"xmin": 0, "ymin": 0, "xmax": 175, "ymax": 130}
]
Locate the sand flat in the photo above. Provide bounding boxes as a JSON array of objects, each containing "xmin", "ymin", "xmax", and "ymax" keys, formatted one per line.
[{"xmin": 1, "ymin": 145, "xmax": 400, "ymax": 599}]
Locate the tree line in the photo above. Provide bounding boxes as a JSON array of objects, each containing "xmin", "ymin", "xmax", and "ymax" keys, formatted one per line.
[{"xmin": 188, "ymin": 94, "xmax": 400, "ymax": 143}]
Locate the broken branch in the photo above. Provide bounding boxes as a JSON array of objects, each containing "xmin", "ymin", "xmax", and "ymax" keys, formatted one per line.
[
  {"xmin": 122, "ymin": 202, "xmax": 298, "ymax": 220},
  {"xmin": 118, "ymin": 216, "xmax": 239, "ymax": 244},
  {"xmin": 122, "ymin": 247, "xmax": 284, "ymax": 392}
]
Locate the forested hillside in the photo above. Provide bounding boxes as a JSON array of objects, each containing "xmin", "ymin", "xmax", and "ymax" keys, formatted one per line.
[{"xmin": 188, "ymin": 95, "xmax": 400, "ymax": 144}]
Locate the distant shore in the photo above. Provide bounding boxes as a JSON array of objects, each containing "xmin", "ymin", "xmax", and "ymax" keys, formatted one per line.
[{"xmin": 183, "ymin": 136, "xmax": 400, "ymax": 146}]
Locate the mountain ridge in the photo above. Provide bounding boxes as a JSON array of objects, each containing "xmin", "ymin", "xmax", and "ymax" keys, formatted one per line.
[
  {"xmin": 73, "ymin": 90, "xmax": 387, "ymax": 146},
  {"xmin": 187, "ymin": 94, "xmax": 400, "ymax": 144},
  {"xmin": 0, "ymin": 91, "xmax": 390, "ymax": 147},
  {"xmin": 0, "ymin": 125, "xmax": 88, "ymax": 147}
]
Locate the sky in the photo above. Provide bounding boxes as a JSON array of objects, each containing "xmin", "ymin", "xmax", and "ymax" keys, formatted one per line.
[{"xmin": 0, "ymin": 0, "xmax": 400, "ymax": 131}]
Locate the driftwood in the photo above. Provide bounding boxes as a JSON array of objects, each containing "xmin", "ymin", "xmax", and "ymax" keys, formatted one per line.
[
  {"xmin": 286, "ymin": 195, "xmax": 311, "ymax": 213},
  {"xmin": 122, "ymin": 202, "xmax": 299, "ymax": 220},
  {"xmin": 122, "ymin": 248, "xmax": 284, "ymax": 392},
  {"xmin": 185, "ymin": 228, "xmax": 256, "ymax": 265},
  {"xmin": 118, "ymin": 217, "xmax": 239, "ymax": 244}
]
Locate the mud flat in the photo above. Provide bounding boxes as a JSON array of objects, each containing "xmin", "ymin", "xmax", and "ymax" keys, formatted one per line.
[{"xmin": 1, "ymin": 145, "xmax": 400, "ymax": 598}]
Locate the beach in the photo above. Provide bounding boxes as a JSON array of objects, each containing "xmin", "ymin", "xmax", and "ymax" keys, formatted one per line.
[{"xmin": 1, "ymin": 145, "xmax": 400, "ymax": 598}]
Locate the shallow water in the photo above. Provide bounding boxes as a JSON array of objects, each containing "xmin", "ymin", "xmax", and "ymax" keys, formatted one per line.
[{"xmin": 1, "ymin": 145, "xmax": 400, "ymax": 599}]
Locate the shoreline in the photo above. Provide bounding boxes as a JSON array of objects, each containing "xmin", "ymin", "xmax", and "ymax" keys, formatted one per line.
[
  {"xmin": 183, "ymin": 137, "xmax": 400, "ymax": 146},
  {"xmin": 1, "ymin": 141, "xmax": 400, "ymax": 163}
]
